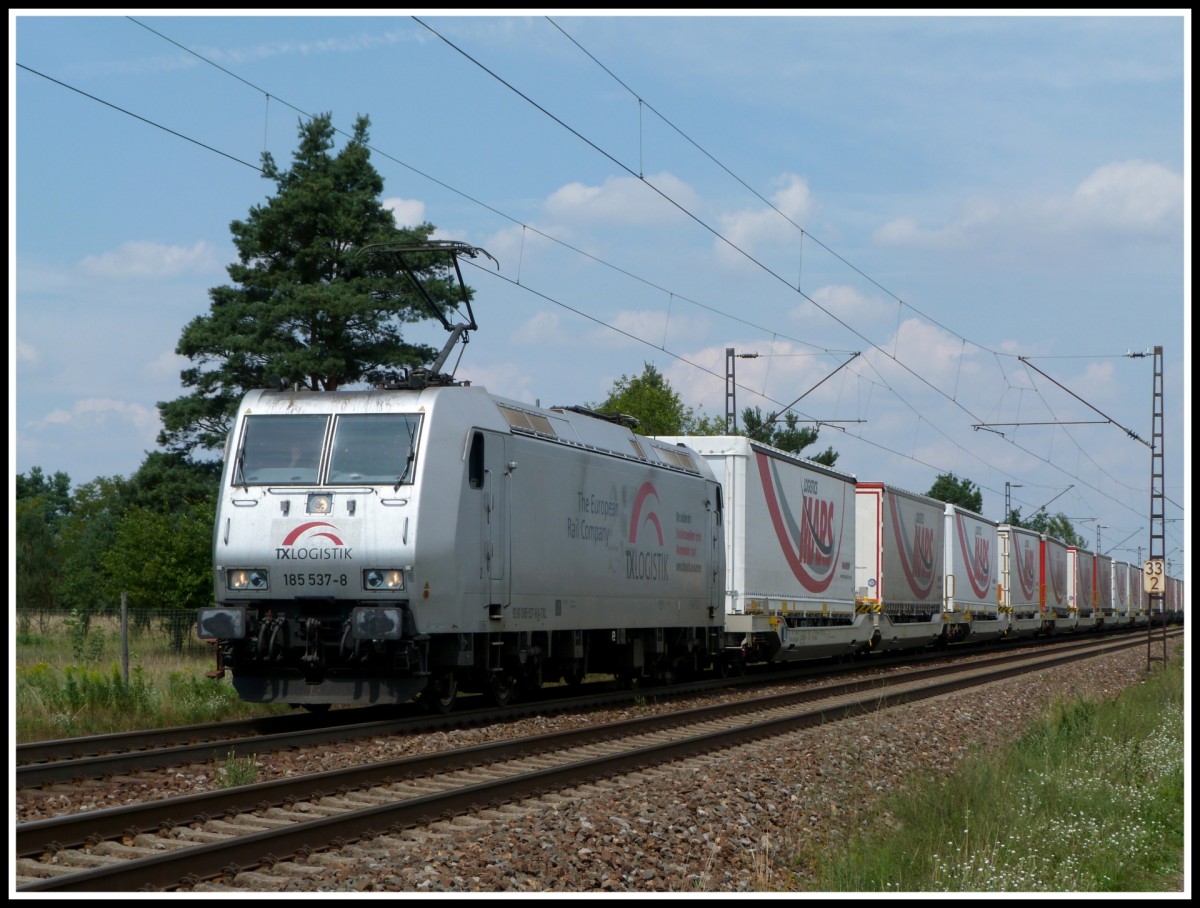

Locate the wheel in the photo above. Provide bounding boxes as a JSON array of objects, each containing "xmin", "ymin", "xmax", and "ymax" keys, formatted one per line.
[
  {"xmin": 562, "ymin": 658, "xmax": 586, "ymax": 687},
  {"xmin": 486, "ymin": 670, "xmax": 517, "ymax": 708},
  {"xmin": 718, "ymin": 652, "xmax": 745, "ymax": 678},
  {"xmin": 422, "ymin": 671, "xmax": 459, "ymax": 714},
  {"xmin": 616, "ymin": 669, "xmax": 643, "ymax": 691}
]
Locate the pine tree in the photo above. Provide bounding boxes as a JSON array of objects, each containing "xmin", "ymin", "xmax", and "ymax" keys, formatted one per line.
[{"xmin": 158, "ymin": 112, "xmax": 468, "ymax": 455}]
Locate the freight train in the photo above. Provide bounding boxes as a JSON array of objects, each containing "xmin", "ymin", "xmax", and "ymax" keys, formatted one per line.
[
  {"xmin": 197, "ymin": 392, "xmax": 1180, "ymax": 710},
  {"xmin": 195, "ymin": 243, "xmax": 1181, "ymax": 710}
]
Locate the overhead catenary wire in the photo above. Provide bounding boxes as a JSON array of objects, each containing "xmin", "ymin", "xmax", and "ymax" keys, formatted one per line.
[{"xmin": 17, "ymin": 18, "xmax": 1180, "ymax": 547}]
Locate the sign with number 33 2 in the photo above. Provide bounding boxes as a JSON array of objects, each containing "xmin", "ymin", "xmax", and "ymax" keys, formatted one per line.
[{"xmin": 1143, "ymin": 559, "xmax": 1165, "ymax": 595}]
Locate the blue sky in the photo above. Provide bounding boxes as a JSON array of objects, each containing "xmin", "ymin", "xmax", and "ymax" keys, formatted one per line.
[{"xmin": 11, "ymin": 11, "xmax": 1190, "ymax": 571}]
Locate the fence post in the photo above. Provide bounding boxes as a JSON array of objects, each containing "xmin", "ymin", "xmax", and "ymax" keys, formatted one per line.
[{"xmin": 121, "ymin": 592, "xmax": 129, "ymax": 683}]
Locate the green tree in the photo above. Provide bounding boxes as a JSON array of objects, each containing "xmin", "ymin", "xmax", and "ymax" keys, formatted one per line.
[
  {"xmin": 158, "ymin": 112, "xmax": 469, "ymax": 456},
  {"xmin": 16, "ymin": 468, "xmax": 73, "ymax": 610},
  {"xmin": 125, "ymin": 451, "xmax": 221, "ymax": 512},
  {"xmin": 100, "ymin": 501, "xmax": 216, "ymax": 612},
  {"xmin": 1015, "ymin": 508, "xmax": 1088, "ymax": 548},
  {"xmin": 16, "ymin": 467, "xmax": 72, "ymax": 524},
  {"xmin": 51, "ymin": 457, "xmax": 221, "ymax": 614},
  {"xmin": 56, "ymin": 475, "xmax": 132, "ymax": 613},
  {"xmin": 738, "ymin": 406, "xmax": 838, "ymax": 466},
  {"xmin": 928, "ymin": 472, "xmax": 983, "ymax": 514},
  {"xmin": 590, "ymin": 363, "xmax": 718, "ymax": 435}
]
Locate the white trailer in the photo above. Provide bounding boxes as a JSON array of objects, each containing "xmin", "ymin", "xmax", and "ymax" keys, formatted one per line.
[
  {"xmin": 855, "ymin": 483, "xmax": 947, "ymax": 652},
  {"xmin": 999, "ymin": 523, "xmax": 1044, "ymax": 637},
  {"xmin": 1041, "ymin": 534, "xmax": 1075, "ymax": 632},
  {"xmin": 655, "ymin": 436, "xmax": 861, "ymax": 662},
  {"xmin": 945, "ymin": 504, "xmax": 1002, "ymax": 641},
  {"xmin": 1111, "ymin": 560, "xmax": 1133, "ymax": 627},
  {"xmin": 1068, "ymin": 546, "xmax": 1097, "ymax": 631},
  {"xmin": 1095, "ymin": 554, "xmax": 1114, "ymax": 627}
]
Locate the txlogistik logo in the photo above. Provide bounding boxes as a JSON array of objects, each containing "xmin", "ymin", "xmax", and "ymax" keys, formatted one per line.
[
  {"xmin": 626, "ymin": 482, "xmax": 669, "ymax": 582},
  {"xmin": 276, "ymin": 521, "xmax": 355, "ymax": 561}
]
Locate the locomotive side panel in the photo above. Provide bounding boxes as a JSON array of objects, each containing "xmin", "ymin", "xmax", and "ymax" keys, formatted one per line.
[{"xmin": 501, "ymin": 432, "xmax": 722, "ymax": 632}]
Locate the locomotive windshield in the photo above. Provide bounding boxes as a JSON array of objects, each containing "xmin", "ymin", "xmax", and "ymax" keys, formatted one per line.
[
  {"xmin": 234, "ymin": 412, "xmax": 421, "ymax": 486},
  {"xmin": 237, "ymin": 414, "xmax": 328, "ymax": 484},
  {"xmin": 327, "ymin": 414, "xmax": 421, "ymax": 484}
]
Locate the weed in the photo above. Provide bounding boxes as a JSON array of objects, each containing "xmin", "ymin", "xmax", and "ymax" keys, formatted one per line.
[{"xmin": 217, "ymin": 750, "xmax": 260, "ymax": 788}]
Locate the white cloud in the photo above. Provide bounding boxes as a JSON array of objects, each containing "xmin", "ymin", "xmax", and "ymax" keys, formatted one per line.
[
  {"xmin": 79, "ymin": 241, "xmax": 217, "ymax": 278},
  {"xmin": 544, "ymin": 172, "xmax": 697, "ymax": 224},
  {"xmin": 384, "ymin": 197, "xmax": 426, "ymax": 228},
  {"xmin": 477, "ymin": 223, "xmax": 543, "ymax": 277},
  {"xmin": 511, "ymin": 310, "xmax": 568, "ymax": 345},
  {"xmin": 873, "ymin": 161, "xmax": 1183, "ymax": 251},
  {"xmin": 1067, "ymin": 360, "xmax": 1119, "ymax": 404},
  {"xmin": 714, "ymin": 173, "xmax": 815, "ymax": 264},
  {"xmin": 457, "ymin": 359, "xmax": 534, "ymax": 403},
  {"xmin": 146, "ymin": 350, "xmax": 189, "ymax": 381},
  {"xmin": 792, "ymin": 284, "xmax": 893, "ymax": 329},
  {"xmin": 28, "ymin": 398, "xmax": 159, "ymax": 434},
  {"xmin": 666, "ymin": 338, "xmax": 863, "ymax": 422},
  {"xmin": 1065, "ymin": 161, "xmax": 1183, "ymax": 234},
  {"xmin": 587, "ymin": 309, "xmax": 671, "ymax": 349},
  {"xmin": 603, "ymin": 306, "xmax": 714, "ymax": 350},
  {"xmin": 871, "ymin": 317, "xmax": 982, "ymax": 392},
  {"xmin": 17, "ymin": 338, "xmax": 40, "ymax": 366}
]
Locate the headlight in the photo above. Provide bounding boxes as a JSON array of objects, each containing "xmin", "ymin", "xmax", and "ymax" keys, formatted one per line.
[
  {"xmin": 227, "ymin": 569, "xmax": 269, "ymax": 591},
  {"xmin": 363, "ymin": 568, "xmax": 405, "ymax": 591}
]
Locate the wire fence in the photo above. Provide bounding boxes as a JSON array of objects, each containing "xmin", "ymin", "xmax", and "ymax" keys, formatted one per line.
[{"xmin": 15, "ymin": 607, "xmax": 212, "ymax": 658}]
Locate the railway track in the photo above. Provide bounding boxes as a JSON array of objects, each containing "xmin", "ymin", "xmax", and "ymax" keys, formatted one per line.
[
  {"xmin": 16, "ymin": 630, "xmax": 1169, "ymax": 892},
  {"xmin": 16, "ymin": 626, "xmax": 1153, "ymax": 790}
]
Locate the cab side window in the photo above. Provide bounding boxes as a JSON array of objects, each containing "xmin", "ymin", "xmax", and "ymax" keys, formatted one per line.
[{"xmin": 468, "ymin": 432, "xmax": 485, "ymax": 489}]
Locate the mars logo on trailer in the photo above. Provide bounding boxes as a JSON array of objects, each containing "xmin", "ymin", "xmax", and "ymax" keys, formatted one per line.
[
  {"xmin": 890, "ymin": 495, "xmax": 936, "ymax": 599},
  {"xmin": 626, "ymin": 482, "xmax": 668, "ymax": 581},
  {"xmin": 1048, "ymin": 546, "xmax": 1068, "ymax": 605},
  {"xmin": 956, "ymin": 513, "xmax": 993, "ymax": 599},
  {"xmin": 1013, "ymin": 537, "xmax": 1038, "ymax": 601},
  {"xmin": 756, "ymin": 452, "xmax": 841, "ymax": 593},
  {"xmin": 1077, "ymin": 555, "xmax": 1094, "ymax": 606},
  {"xmin": 276, "ymin": 521, "xmax": 354, "ymax": 560}
]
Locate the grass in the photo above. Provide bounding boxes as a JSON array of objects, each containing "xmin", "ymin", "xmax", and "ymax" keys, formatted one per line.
[
  {"xmin": 15, "ymin": 610, "xmax": 286, "ymax": 741},
  {"xmin": 797, "ymin": 648, "xmax": 1185, "ymax": 892},
  {"xmin": 216, "ymin": 750, "xmax": 261, "ymax": 788}
]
